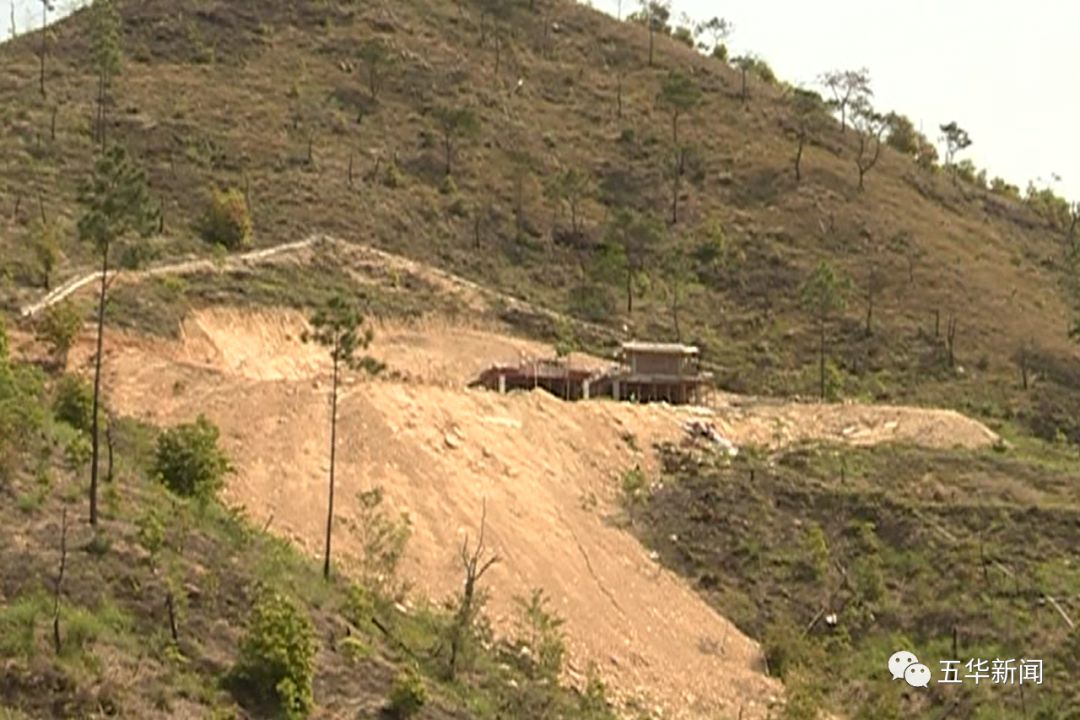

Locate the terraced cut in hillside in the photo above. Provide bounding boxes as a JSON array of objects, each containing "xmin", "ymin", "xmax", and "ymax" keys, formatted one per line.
[{"xmin": 47, "ymin": 305, "xmax": 998, "ymax": 718}]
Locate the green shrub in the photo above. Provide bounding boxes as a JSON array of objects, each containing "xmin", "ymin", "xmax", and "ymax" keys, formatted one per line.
[
  {"xmin": 352, "ymin": 488, "xmax": 411, "ymax": 596},
  {"xmin": 35, "ymin": 301, "xmax": 83, "ymax": 368},
  {"xmin": 153, "ymin": 415, "xmax": 232, "ymax": 500},
  {"xmin": 59, "ymin": 602, "xmax": 132, "ymax": 661},
  {"xmin": 386, "ymin": 667, "xmax": 427, "ymax": 719},
  {"xmin": 439, "ymin": 173, "xmax": 458, "ymax": 196},
  {"xmin": 383, "ymin": 161, "xmax": 405, "ymax": 189},
  {"xmin": 54, "ymin": 374, "xmax": 94, "ymax": 433},
  {"xmin": 116, "ymin": 239, "xmax": 160, "ymax": 270},
  {"xmin": 64, "ymin": 433, "xmax": 92, "ymax": 472},
  {"xmin": 797, "ymin": 523, "xmax": 830, "ymax": 582},
  {"xmin": 884, "ymin": 113, "xmax": 919, "ymax": 157},
  {"xmin": 671, "ymin": 25, "xmax": 694, "ymax": 47},
  {"xmin": 0, "ymin": 361, "xmax": 47, "ymax": 480},
  {"xmin": 620, "ymin": 465, "xmax": 648, "ymax": 505},
  {"xmin": 234, "ymin": 590, "xmax": 316, "ymax": 719},
  {"xmin": 990, "ymin": 177, "xmax": 1021, "ymax": 199},
  {"xmin": 848, "ymin": 522, "xmax": 886, "ymax": 607},
  {"xmin": 762, "ymin": 618, "xmax": 822, "ymax": 679},
  {"xmin": 955, "ymin": 159, "xmax": 978, "ymax": 184},
  {"xmin": 0, "ymin": 591, "xmax": 49, "ymax": 659},
  {"xmin": 200, "ymin": 188, "xmax": 253, "ymax": 250},
  {"xmin": 338, "ymin": 634, "xmax": 372, "ymax": 663},
  {"xmin": 779, "ymin": 668, "xmax": 825, "ymax": 720},
  {"xmin": 752, "ymin": 58, "xmax": 776, "ymax": 84},
  {"xmin": 514, "ymin": 588, "xmax": 566, "ymax": 680},
  {"xmin": 579, "ymin": 665, "xmax": 611, "ymax": 715}
]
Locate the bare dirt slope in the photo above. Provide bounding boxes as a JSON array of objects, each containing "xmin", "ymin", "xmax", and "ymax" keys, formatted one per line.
[{"xmin": 63, "ymin": 308, "xmax": 999, "ymax": 719}]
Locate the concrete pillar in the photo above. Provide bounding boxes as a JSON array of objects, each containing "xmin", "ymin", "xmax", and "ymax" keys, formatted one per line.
[
  {"xmin": 498, "ymin": 374, "xmax": 506, "ymax": 393},
  {"xmin": 583, "ymin": 380, "xmax": 590, "ymax": 400},
  {"xmin": 613, "ymin": 380, "xmax": 620, "ymax": 401}
]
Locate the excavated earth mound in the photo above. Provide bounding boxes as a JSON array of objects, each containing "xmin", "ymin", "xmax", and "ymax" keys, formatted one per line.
[{"xmin": 64, "ymin": 308, "xmax": 1000, "ymax": 718}]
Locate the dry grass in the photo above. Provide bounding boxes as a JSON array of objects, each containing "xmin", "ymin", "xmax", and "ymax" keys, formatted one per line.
[{"xmin": 0, "ymin": 0, "xmax": 1072, "ymax": 397}]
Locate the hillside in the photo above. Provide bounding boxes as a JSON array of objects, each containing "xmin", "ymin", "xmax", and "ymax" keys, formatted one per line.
[
  {"xmin": 2, "ymin": 0, "xmax": 1080, "ymax": 431},
  {"xmin": 0, "ymin": 316, "xmax": 625, "ymax": 719},
  {"xmin": 4, "ymin": 0, "xmax": 1080, "ymax": 718}
]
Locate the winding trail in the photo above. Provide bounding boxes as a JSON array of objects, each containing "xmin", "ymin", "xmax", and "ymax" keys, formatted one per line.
[
  {"xmin": 18, "ymin": 236, "xmax": 612, "ymax": 344},
  {"xmin": 19, "ymin": 237, "xmax": 321, "ymax": 318}
]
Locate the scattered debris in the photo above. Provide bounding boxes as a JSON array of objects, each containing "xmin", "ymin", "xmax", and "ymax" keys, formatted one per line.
[{"xmin": 682, "ymin": 420, "xmax": 739, "ymax": 457}]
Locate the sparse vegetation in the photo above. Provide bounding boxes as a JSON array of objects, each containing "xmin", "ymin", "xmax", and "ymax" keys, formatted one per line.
[
  {"xmin": 430, "ymin": 104, "xmax": 479, "ymax": 177},
  {"xmin": 28, "ymin": 218, "xmax": 61, "ymax": 290},
  {"xmin": 35, "ymin": 299, "xmax": 82, "ymax": 368},
  {"xmin": 801, "ymin": 261, "xmax": 850, "ymax": 400},
  {"xmin": 233, "ymin": 589, "xmax": 317, "ymax": 719},
  {"xmin": 629, "ymin": 441, "xmax": 1080, "ymax": 718},
  {"xmin": 77, "ymin": 143, "xmax": 158, "ymax": 526},
  {"xmin": 386, "ymin": 667, "xmax": 427, "ymax": 719},
  {"xmin": 53, "ymin": 373, "xmax": 94, "ymax": 433},
  {"xmin": 302, "ymin": 294, "xmax": 383, "ymax": 580},
  {"xmin": 152, "ymin": 414, "xmax": 232, "ymax": 500},
  {"xmin": 4, "ymin": 0, "xmax": 1080, "ymax": 718},
  {"xmin": 200, "ymin": 188, "xmax": 253, "ymax": 250}
]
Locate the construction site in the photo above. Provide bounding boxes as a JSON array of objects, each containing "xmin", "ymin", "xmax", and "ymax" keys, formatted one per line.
[
  {"xmin": 470, "ymin": 340, "xmax": 713, "ymax": 405},
  {"xmin": 18, "ymin": 241, "xmax": 1002, "ymax": 719}
]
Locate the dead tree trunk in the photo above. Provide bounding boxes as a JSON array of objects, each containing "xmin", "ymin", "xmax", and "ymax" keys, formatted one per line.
[
  {"xmin": 323, "ymin": 348, "xmax": 340, "ymax": 580},
  {"xmin": 672, "ymin": 294, "xmax": 680, "ymax": 342},
  {"xmin": 1019, "ymin": 345, "xmax": 1029, "ymax": 390},
  {"xmin": 39, "ymin": 0, "xmax": 48, "ymax": 98},
  {"xmin": 616, "ymin": 73, "xmax": 623, "ymax": 120},
  {"xmin": 670, "ymin": 152, "xmax": 682, "ymax": 225},
  {"xmin": 818, "ymin": 318, "xmax": 827, "ymax": 400},
  {"xmin": 946, "ymin": 315, "xmax": 958, "ymax": 367},
  {"xmin": 52, "ymin": 508, "xmax": 68, "ymax": 654},
  {"xmin": 794, "ymin": 131, "xmax": 805, "ymax": 182},
  {"xmin": 166, "ymin": 590, "xmax": 179, "ymax": 642},
  {"xmin": 89, "ymin": 247, "xmax": 110, "ymax": 527},
  {"xmin": 865, "ymin": 268, "xmax": 876, "ymax": 336},
  {"xmin": 447, "ymin": 502, "xmax": 498, "ymax": 680},
  {"xmin": 105, "ymin": 413, "xmax": 115, "ymax": 483}
]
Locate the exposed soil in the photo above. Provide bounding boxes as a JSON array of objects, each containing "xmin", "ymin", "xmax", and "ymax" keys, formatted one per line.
[{"xmin": 53, "ymin": 307, "xmax": 1000, "ymax": 719}]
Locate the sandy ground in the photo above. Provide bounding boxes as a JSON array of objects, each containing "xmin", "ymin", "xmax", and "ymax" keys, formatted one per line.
[{"xmin": 58, "ymin": 308, "xmax": 999, "ymax": 719}]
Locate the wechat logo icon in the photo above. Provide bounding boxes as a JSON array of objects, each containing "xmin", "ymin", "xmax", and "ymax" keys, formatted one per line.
[{"xmin": 889, "ymin": 650, "xmax": 931, "ymax": 688}]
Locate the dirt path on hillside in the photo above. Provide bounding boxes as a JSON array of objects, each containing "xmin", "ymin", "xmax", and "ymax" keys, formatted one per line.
[
  {"xmin": 55, "ymin": 308, "xmax": 1000, "ymax": 719},
  {"xmin": 18, "ymin": 235, "xmax": 609, "ymax": 343}
]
